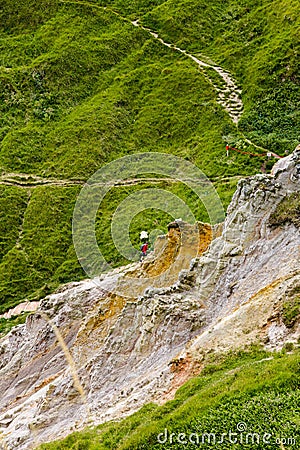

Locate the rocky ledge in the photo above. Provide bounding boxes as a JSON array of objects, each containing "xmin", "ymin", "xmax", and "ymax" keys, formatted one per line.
[{"xmin": 0, "ymin": 148, "xmax": 300, "ymax": 449}]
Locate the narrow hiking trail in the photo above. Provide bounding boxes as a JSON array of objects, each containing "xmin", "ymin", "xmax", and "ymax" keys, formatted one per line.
[
  {"xmin": 60, "ymin": 0, "xmax": 282, "ymax": 157},
  {"xmin": 131, "ymin": 20, "xmax": 282, "ymax": 156},
  {"xmin": 0, "ymin": 173, "xmax": 243, "ymax": 188},
  {"xmin": 0, "ymin": 172, "xmax": 178, "ymax": 188},
  {"xmin": 131, "ymin": 19, "xmax": 243, "ymax": 124},
  {"xmin": 0, "ymin": 172, "xmax": 84, "ymax": 188},
  {"xmin": 0, "ymin": 2, "xmax": 280, "ymax": 192},
  {"xmin": 61, "ymin": 1, "xmax": 243, "ymax": 124}
]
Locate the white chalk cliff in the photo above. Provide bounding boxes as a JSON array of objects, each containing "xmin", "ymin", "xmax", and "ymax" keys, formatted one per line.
[{"xmin": 0, "ymin": 148, "xmax": 300, "ymax": 449}]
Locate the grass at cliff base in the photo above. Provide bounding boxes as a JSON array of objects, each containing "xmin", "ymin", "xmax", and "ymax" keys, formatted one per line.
[{"xmin": 39, "ymin": 346, "xmax": 300, "ymax": 449}]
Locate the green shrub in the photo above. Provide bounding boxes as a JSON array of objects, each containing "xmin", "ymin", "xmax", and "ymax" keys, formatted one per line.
[
  {"xmin": 282, "ymin": 296, "xmax": 300, "ymax": 328},
  {"xmin": 0, "ymin": 312, "xmax": 30, "ymax": 337},
  {"xmin": 269, "ymin": 193, "xmax": 300, "ymax": 228}
]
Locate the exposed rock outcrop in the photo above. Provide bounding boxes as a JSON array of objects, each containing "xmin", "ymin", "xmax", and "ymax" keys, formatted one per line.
[{"xmin": 0, "ymin": 149, "xmax": 300, "ymax": 449}]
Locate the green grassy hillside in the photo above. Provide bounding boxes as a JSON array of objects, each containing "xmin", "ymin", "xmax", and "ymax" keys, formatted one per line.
[
  {"xmin": 0, "ymin": 0, "xmax": 299, "ymax": 311},
  {"xmin": 39, "ymin": 346, "xmax": 300, "ymax": 449},
  {"xmin": 142, "ymin": 0, "xmax": 300, "ymax": 153}
]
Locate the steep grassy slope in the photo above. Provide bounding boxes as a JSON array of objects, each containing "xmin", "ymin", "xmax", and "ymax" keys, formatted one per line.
[
  {"xmin": 0, "ymin": 0, "xmax": 299, "ymax": 311},
  {"xmin": 142, "ymin": 0, "xmax": 300, "ymax": 153},
  {"xmin": 39, "ymin": 347, "xmax": 300, "ymax": 449},
  {"xmin": 1, "ymin": 0, "xmax": 235, "ymax": 179}
]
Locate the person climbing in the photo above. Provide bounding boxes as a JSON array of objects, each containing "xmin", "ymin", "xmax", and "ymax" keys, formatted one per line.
[
  {"xmin": 139, "ymin": 230, "xmax": 149, "ymax": 261},
  {"xmin": 140, "ymin": 241, "xmax": 148, "ymax": 260}
]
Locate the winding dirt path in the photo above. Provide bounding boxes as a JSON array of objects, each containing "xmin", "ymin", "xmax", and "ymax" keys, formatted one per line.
[
  {"xmin": 0, "ymin": 173, "xmax": 195, "ymax": 188},
  {"xmin": 59, "ymin": 0, "xmax": 285, "ymax": 160},
  {"xmin": 60, "ymin": 0, "xmax": 243, "ymax": 124},
  {"xmin": 0, "ymin": 173, "xmax": 244, "ymax": 189},
  {"xmin": 131, "ymin": 20, "xmax": 243, "ymax": 124},
  {"xmin": 0, "ymin": 171, "xmax": 246, "ymax": 188},
  {"xmin": 0, "ymin": 172, "xmax": 84, "ymax": 187},
  {"xmin": 1, "ymin": 3, "xmax": 280, "ymax": 192}
]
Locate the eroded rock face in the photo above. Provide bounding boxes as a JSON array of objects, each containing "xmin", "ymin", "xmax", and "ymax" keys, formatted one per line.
[
  {"xmin": 0, "ymin": 149, "xmax": 300, "ymax": 449},
  {"xmin": 174, "ymin": 148, "xmax": 300, "ymax": 380},
  {"xmin": 119, "ymin": 221, "xmax": 213, "ymax": 297}
]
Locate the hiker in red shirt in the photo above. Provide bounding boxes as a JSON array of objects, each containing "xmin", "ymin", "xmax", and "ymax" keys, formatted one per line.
[
  {"xmin": 139, "ymin": 231, "xmax": 149, "ymax": 261},
  {"xmin": 140, "ymin": 242, "xmax": 148, "ymax": 261}
]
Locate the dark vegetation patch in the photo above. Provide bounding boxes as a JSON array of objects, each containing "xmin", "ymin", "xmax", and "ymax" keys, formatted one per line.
[
  {"xmin": 0, "ymin": 312, "xmax": 30, "ymax": 337},
  {"xmin": 269, "ymin": 192, "xmax": 300, "ymax": 228},
  {"xmin": 281, "ymin": 284, "xmax": 300, "ymax": 328}
]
